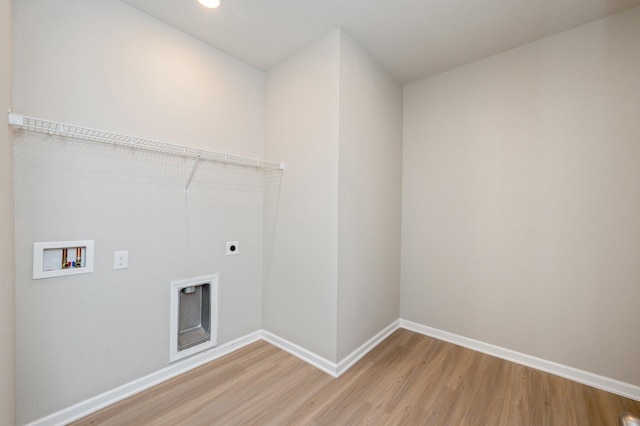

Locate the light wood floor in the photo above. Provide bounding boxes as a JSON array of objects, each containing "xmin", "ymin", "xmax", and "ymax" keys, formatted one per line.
[{"xmin": 73, "ymin": 329, "xmax": 640, "ymax": 425}]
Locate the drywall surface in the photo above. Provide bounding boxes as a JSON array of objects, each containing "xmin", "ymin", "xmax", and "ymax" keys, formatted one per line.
[
  {"xmin": 0, "ymin": 0, "xmax": 15, "ymax": 423},
  {"xmin": 264, "ymin": 30, "xmax": 403, "ymax": 363},
  {"xmin": 337, "ymin": 33, "xmax": 402, "ymax": 360},
  {"xmin": 12, "ymin": 0, "xmax": 264, "ymax": 159},
  {"xmin": 402, "ymin": 6, "xmax": 640, "ymax": 386},
  {"xmin": 13, "ymin": 0, "xmax": 266, "ymax": 423},
  {"xmin": 264, "ymin": 31, "xmax": 340, "ymax": 362}
]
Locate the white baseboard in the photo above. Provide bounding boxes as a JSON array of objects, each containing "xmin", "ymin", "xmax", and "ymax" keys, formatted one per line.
[
  {"xmin": 336, "ymin": 320, "xmax": 400, "ymax": 376},
  {"xmin": 261, "ymin": 320, "xmax": 400, "ymax": 378},
  {"xmin": 27, "ymin": 331, "xmax": 262, "ymax": 426},
  {"xmin": 400, "ymin": 319, "xmax": 640, "ymax": 402},
  {"xmin": 30, "ymin": 319, "xmax": 638, "ymax": 426},
  {"xmin": 261, "ymin": 330, "xmax": 339, "ymax": 377},
  {"xmin": 28, "ymin": 323, "xmax": 399, "ymax": 426}
]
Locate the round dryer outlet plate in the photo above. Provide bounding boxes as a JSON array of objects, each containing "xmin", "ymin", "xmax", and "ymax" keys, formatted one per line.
[{"xmin": 226, "ymin": 241, "xmax": 239, "ymax": 255}]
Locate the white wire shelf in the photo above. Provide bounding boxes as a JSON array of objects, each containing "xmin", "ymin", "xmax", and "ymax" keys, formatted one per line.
[{"xmin": 8, "ymin": 112, "xmax": 285, "ymax": 171}]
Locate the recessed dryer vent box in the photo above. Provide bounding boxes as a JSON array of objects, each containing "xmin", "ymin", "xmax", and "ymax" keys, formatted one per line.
[
  {"xmin": 33, "ymin": 240, "xmax": 95, "ymax": 279},
  {"xmin": 170, "ymin": 274, "xmax": 219, "ymax": 362}
]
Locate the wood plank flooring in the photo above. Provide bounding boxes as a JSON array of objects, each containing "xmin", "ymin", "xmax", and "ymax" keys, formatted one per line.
[{"xmin": 73, "ymin": 329, "xmax": 640, "ymax": 425}]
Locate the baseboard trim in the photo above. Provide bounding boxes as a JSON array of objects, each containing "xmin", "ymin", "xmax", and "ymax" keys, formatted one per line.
[
  {"xmin": 30, "ymin": 319, "xmax": 638, "ymax": 425},
  {"xmin": 400, "ymin": 319, "xmax": 640, "ymax": 402},
  {"xmin": 336, "ymin": 320, "xmax": 400, "ymax": 376},
  {"xmin": 261, "ymin": 330, "xmax": 339, "ymax": 377},
  {"xmin": 261, "ymin": 320, "xmax": 400, "ymax": 378},
  {"xmin": 27, "ymin": 331, "xmax": 262, "ymax": 426},
  {"xmin": 28, "ymin": 323, "xmax": 399, "ymax": 425}
]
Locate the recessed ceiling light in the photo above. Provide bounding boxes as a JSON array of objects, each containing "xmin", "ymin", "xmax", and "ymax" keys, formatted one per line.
[{"xmin": 197, "ymin": 0, "xmax": 221, "ymax": 9}]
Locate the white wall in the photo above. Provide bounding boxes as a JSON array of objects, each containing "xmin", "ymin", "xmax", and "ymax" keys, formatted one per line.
[
  {"xmin": 13, "ymin": 0, "xmax": 264, "ymax": 158},
  {"xmin": 402, "ymin": 6, "xmax": 640, "ymax": 387},
  {"xmin": 264, "ymin": 30, "xmax": 403, "ymax": 363},
  {"xmin": 13, "ymin": 0, "xmax": 266, "ymax": 423},
  {"xmin": 337, "ymin": 34, "xmax": 402, "ymax": 360},
  {"xmin": 0, "ymin": 0, "xmax": 15, "ymax": 423},
  {"xmin": 264, "ymin": 31, "xmax": 340, "ymax": 362}
]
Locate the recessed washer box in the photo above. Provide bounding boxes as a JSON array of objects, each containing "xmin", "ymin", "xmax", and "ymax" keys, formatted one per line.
[{"xmin": 33, "ymin": 240, "xmax": 95, "ymax": 279}]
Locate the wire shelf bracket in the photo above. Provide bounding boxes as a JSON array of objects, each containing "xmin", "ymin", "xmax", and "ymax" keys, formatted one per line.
[
  {"xmin": 8, "ymin": 112, "xmax": 285, "ymax": 193},
  {"xmin": 184, "ymin": 157, "xmax": 200, "ymax": 195}
]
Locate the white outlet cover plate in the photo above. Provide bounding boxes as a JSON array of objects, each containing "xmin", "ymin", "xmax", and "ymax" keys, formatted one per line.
[
  {"xmin": 226, "ymin": 241, "xmax": 239, "ymax": 255},
  {"xmin": 114, "ymin": 250, "xmax": 128, "ymax": 269}
]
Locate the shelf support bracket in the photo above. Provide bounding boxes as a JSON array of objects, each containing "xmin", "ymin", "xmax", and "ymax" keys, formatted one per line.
[
  {"xmin": 8, "ymin": 112, "xmax": 24, "ymax": 126},
  {"xmin": 184, "ymin": 156, "xmax": 201, "ymax": 195}
]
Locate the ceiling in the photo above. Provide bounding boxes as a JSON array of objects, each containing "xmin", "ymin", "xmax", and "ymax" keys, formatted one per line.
[{"xmin": 121, "ymin": 0, "xmax": 639, "ymax": 84}]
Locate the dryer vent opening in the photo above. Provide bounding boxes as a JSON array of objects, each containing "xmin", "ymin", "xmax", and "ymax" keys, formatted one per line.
[
  {"xmin": 178, "ymin": 284, "xmax": 210, "ymax": 351},
  {"xmin": 170, "ymin": 274, "xmax": 218, "ymax": 362}
]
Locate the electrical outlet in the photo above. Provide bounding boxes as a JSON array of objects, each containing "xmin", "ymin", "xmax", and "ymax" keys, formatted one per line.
[
  {"xmin": 114, "ymin": 251, "xmax": 128, "ymax": 269},
  {"xmin": 226, "ymin": 241, "xmax": 239, "ymax": 255}
]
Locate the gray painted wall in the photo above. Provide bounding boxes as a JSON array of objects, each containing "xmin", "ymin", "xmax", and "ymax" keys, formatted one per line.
[
  {"xmin": 264, "ymin": 30, "xmax": 403, "ymax": 363},
  {"xmin": 264, "ymin": 31, "xmax": 341, "ymax": 362},
  {"xmin": 337, "ymin": 34, "xmax": 402, "ymax": 360},
  {"xmin": 0, "ymin": 0, "xmax": 15, "ymax": 424},
  {"xmin": 401, "ymin": 6, "xmax": 640, "ymax": 387},
  {"xmin": 13, "ymin": 0, "xmax": 266, "ymax": 423}
]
